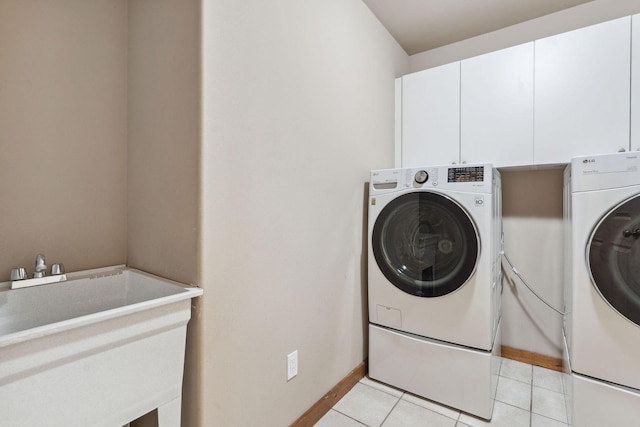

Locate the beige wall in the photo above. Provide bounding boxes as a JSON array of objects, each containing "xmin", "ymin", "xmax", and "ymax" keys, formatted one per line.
[
  {"xmin": 199, "ymin": 0, "xmax": 408, "ymax": 425},
  {"xmin": 501, "ymin": 169, "xmax": 565, "ymax": 358},
  {"xmin": 127, "ymin": 0, "xmax": 200, "ymax": 287},
  {"xmin": 0, "ymin": 0, "xmax": 127, "ymax": 279},
  {"xmin": 126, "ymin": 1, "xmax": 200, "ymax": 426},
  {"xmin": 1, "ymin": 1, "xmax": 408, "ymax": 425}
]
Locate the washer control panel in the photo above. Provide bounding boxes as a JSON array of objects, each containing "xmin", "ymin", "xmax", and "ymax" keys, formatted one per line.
[
  {"xmin": 447, "ymin": 166, "xmax": 485, "ymax": 183},
  {"xmin": 370, "ymin": 164, "xmax": 491, "ymax": 193}
]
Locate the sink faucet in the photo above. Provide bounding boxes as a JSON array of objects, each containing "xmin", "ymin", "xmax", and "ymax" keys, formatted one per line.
[
  {"xmin": 9, "ymin": 254, "xmax": 67, "ymax": 289},
  {"xmin": 34, "ymin": 254, "xmax": 47, "ymax": 278}
]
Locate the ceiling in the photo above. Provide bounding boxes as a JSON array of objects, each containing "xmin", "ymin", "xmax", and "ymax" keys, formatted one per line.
[{"xmin": 362, "ymin": 0, "xmax": 594, "ymax": 55}]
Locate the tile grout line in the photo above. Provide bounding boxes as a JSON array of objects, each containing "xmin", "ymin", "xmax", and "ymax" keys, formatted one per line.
[
  {"xmin": 367, "ymin": 381, "xmax": 467, "ymax": 425},
  {"xmin": 403, "ymin": 395, "xmax": 463, "ymax": 424},
  {"xmin": 335, "ymin": 409, "xmax": 370, "ymax": 427},
  {"xmin": 359, "ymin": 380, "xmax": 405, "ymax": 400},
  {"xmin": 330, "ymin": 381, "xmax": 401, "ymax": 427},
  {"xmin": 530, "ymin": 364, "xmax": 534, "ymax": 427},
  {"xmin": 328, "ymin": 406, "xmax": 372, "ymax": 427},
  {"xmin": 561, "ymin": 366, "xmax": 569, "ymax": 427},
  {"xmin": 377, "ymin": 393, "xmax": 404, "ymax": 427}
]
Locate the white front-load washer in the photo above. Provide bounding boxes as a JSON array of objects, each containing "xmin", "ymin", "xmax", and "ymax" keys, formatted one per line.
[
  {"xmin": 367, "ymin": 164, "xmax": 502, "ymax": 420},
  {"xmin": 564, "ymin": 152, "xmax": 640, "ymax": 426}
]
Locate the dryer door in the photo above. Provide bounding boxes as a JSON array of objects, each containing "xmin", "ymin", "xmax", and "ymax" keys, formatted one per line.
[
  {"xmin": 372, "ymin": 191, "xmax": 479, "ymax": 297},
  {"xmin": 588, "ymin": 194, "xmax": 640, "ymax": 327}
]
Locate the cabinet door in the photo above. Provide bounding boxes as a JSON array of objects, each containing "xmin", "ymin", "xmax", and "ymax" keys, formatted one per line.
[
  {"xmin": 534, "ymin": 17, "xmax": 631, "ymax": 165},
  {"xmin": 401, "ymin": 62, "xmax": 460, "ymax": 167},
  {"xmin": 461, "ymin": 43, "xmax": 534, "ymax": 167},
  {"xmin": 632, "ymin": 14, "xmax": 640, "ymax": 152},
  {"xmin": 394, "ymin": 78, "xmax": 402, "ymax": 168}
]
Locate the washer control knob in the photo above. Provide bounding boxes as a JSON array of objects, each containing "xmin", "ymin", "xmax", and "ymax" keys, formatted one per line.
[{"xmin": 414, "ymin": 170, "xmax": 429, "ymax": 184}]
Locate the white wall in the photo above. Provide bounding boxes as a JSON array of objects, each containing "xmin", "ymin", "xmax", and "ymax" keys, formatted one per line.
[{"xmin": 199, "ymin": 0, "xmax": 408, "ymax": 425}]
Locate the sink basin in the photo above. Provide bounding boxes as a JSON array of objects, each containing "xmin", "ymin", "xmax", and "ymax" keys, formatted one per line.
[{"xmin": 0, "ymin": 266, "xmax": 202, "ymax": 427}]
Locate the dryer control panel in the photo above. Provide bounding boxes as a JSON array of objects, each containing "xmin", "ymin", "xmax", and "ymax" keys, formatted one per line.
[{"xmin": 571, "ymin": 152, "xmax": 640, "ymax": 192}]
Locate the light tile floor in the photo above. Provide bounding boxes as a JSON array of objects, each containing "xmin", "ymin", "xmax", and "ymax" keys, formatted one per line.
[{"xmin": 315, "ymin": 358, "xmax": 568, "ymax": 427}]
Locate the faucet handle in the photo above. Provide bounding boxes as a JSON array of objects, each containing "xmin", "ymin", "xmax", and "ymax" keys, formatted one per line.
[
  {"xmin": 11, "ymin": 267, "xmax": 27, "ymax": 281},
  {"xmin": 51, "ymin": 263, "xmax": 65, "ymax": 275}
]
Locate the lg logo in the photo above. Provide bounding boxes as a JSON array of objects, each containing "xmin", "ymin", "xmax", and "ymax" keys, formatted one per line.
[{"xmin": 582, "ymin": 159, "xmax": 596, "ymax": 164}]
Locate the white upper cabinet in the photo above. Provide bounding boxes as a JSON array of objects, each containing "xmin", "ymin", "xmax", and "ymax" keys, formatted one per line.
[
  {"xmin": 632, "ymin": 14, "xmax": 640, "ymax": 152},
  {"xmin": 399, "ymin": 62, "xmax": 460, "ymax": 167},
  {"xmin": 461, "ymin": 43, "xmax": 534, "ymax": 168},
  {"xmin": 397, "ymin": 15, "xmax": 636, "ymax": 169},
  {"xmin": 534, "ymin": 17, "xmax": 632, "ymax": 164}
]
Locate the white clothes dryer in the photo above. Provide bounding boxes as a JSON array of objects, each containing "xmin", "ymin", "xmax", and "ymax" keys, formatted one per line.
[
  {"xmin": 564, "ymin": 152, "xmax": 640, "ymax": 425},
  {"xmin": 368, "ymin": 164, "xmax": 502, "ymax": 419}
]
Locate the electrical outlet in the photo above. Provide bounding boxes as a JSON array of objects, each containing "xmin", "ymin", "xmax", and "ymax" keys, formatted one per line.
[{"xmin": 287, "ymin": 350, "xmax": 298, "ymax": 381}]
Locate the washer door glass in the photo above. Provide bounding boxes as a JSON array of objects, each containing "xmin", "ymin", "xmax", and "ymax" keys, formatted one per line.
[
  {"xmin": 372, "ymin": 192, "xmax": 479, "ymax": 297},
  {"xmin": 588, "ymin": 194, "xmax": 640, "ymax": 327}
]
